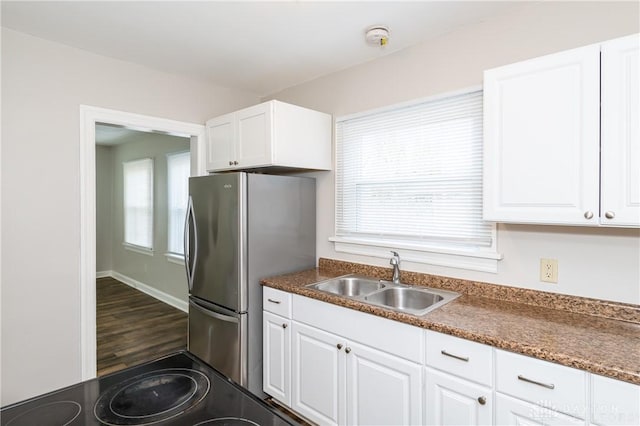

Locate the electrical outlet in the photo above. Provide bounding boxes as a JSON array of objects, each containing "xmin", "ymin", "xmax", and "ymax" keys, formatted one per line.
[{"xmin": 540, "ymin": 258, "xmax": 558, "ymax": 283}]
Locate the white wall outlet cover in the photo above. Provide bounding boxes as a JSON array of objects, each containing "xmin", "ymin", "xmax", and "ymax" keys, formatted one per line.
[{"xmin": 540, "ymin": 258, "xmax": 558, "ymax": 283}]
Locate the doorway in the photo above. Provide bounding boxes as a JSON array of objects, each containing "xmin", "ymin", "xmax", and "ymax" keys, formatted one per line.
[
  {"xmin": 80, "ymin": 105, "xmax": 206, "ymax": 380},
  {"xmin": 95, "ymin": 124, "xmax": 191, "ymax": 374}
]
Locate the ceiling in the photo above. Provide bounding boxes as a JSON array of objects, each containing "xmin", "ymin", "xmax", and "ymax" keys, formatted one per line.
[
  {"xmin": 95, "ymin": 123, "xmax": 152, "ymax": 146},
  {"xmin": 1, "ymin": 1, "xmax": 525, "ymax": 96},
  {"xmin": 95, "ymin": 123, "xmax": 191, "ymax": 146}
]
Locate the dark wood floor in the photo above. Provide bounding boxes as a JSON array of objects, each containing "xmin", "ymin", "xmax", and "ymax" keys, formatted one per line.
[{"xmin": 96, "ymin": 277, "xmax": 187, "ymax": 376}]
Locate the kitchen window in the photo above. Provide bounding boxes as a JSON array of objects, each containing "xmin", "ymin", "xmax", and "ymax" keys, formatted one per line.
[
  {"xmin": 166, "ymin": 151, "xmax": 190, "ymax": 262},
  {"xmin": 332, "ymin": 88, "xmax": 501, "ymax": 272},
  {"xmin": 123, "ymin": 158, "xmax": 154, "ymax": 254}
]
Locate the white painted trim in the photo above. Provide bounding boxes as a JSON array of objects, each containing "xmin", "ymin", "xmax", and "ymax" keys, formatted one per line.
[
  {"xmin": 165, "ymin": 253, "xmax": 185, "ymax": 265},
  {"xmin": 80, "ymin": 105, "xmax": 205, "ymax": 381},
  {"xmin": 123, "ymin": 243, "xmax": 154, "ymax": 256},
  {"xmin": 111, "ymin": 271, "xmax": 188, "ymax": 313},
  {"xmin": 329, "ymin": 236, "xmax": 501, "ymax": 273},
  {"xmin": 96, "ymin": 270, "xmax": 113, "ymax": 279}
]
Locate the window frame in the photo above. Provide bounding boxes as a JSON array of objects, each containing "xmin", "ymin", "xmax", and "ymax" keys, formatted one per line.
[
  {"xmin": 122, "ymin": 157, "xmax": 154, "ymax": 254},
  {"xmin": 331, "ymin": 86, "xmax": 501, "ymax": 273},
  {"xmin": 165, "ymin": 150, "xmax": 191, "ymax": 262}
]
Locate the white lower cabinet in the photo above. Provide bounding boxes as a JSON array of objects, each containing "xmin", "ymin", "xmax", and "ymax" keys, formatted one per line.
[
  {"xmin": 290, "ymin": 321, "xmax": 422, "ymax": 426},
  {"xmin": 262, "ymin": 311, "xmax": 291, "ymax": 405},
  {"xmin": 496, "ymin": 393, "xmax": 585, "ymax": 425},
  {"xmin": 346, "ymin": 340, "xmax": 422, "ymax": 426},
  {"xmin": 291, "ymin": 321, "xmax": 344, "ymax": 425},
  {"xmin": 426, "ymin": 368, "xmax": 493, "ymax": 425},
  {"xmin": 263, "ymin": 291, "xmax": 638, "ymax": 426}
]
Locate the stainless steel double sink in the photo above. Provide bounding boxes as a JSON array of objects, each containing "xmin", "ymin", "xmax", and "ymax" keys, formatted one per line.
[{"xmin": 306, "ymin": 274, "xmax": 459, "ymax": 316}]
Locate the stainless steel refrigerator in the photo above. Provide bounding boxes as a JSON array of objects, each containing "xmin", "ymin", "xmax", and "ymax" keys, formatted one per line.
[{"xmin": 184, "ymin": 172, "xmax": 315, "ymax": 398}]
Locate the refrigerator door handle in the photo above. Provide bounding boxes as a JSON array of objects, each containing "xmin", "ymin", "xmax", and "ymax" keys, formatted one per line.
[
  {"xmin": 184, "ymin": 196, "xmax": 198, "ymax": 292},
  {"xmin": 189, "ymin": 299, "xmax": 239, "ymax": 323}
]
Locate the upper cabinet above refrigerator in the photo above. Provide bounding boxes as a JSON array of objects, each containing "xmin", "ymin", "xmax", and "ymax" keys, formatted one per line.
[
  {"xmin": 205, "ymin": 100, "xmax": 332, "ymax": 173},
  {"xmin": 483, "ymin": 33, "xmax": 639, "ymax": 227}
]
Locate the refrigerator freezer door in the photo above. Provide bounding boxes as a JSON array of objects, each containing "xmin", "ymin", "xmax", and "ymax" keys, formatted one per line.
[
  {"xmin": 188, "ymin": 173, "xmax": 247, "ymax": 312},
  {"xmin": 188, "ymin": 297, "xmax": 247, "ymax": 387}
]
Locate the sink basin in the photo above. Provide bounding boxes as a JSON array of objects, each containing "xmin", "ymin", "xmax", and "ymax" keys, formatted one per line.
[
  {"xmin": 364, "ymin": 286, "xmax": 459, "ymax": 316},
  {"xmin": 307, "ymin": 275, "xmax": 385, "ymax": 297},
  {"xmin": 306, "ymin": 274, "xmax": 459, "ymax": 316}
]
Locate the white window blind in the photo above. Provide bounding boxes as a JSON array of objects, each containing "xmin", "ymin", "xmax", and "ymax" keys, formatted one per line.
[
  {"xmin": 123, "ymin": 158, "xmax": 154, "ymax": 250},
  {"xmin": 336, "ymin": 89, "xmax": 493, "ymax": 250},
  {"xmin": 167, "ymin": 151, "xmax": 190, "ymax": 256}
]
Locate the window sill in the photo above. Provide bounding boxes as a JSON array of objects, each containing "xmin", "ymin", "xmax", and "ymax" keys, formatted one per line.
[
  {"xmin": 165, "ymin": 253, "xmax": 185, "ymax": 265},
  {"xmin": 329, "ymin": 236, "xmax": 502, "ymax": 273},
  {"xmin": 123, "ymin": 243, "xmax": 154, "ymax": 256}
]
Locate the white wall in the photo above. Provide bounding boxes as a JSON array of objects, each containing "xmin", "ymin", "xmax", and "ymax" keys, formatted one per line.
[
  {"xmin": 267, "ymin": 1, "xmax": 640, "ymax": 304},
  {"xmin": 0, "ymin": 28, "xmax": 260, "ymax": 405}
]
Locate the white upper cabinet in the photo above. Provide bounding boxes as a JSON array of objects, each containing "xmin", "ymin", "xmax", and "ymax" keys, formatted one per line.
[
  {"xmin": 600, "ymin": 34, "xmax": 640, "ymax": 227},
  {"xmin": 205, "ymin": 100, "xmax": 332, "ymax": 172},
  {"xmin": 205, "ymin": 112, "xmax": 235, "ymax": 171},
  {"xmin": 483, "ymin": 34, "xmax": 640, "ymax": 227}
]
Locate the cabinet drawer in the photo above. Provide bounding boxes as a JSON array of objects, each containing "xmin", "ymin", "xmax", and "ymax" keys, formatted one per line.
[
  {"xmin": 425, "ymin": 330, "xmax": 493, "ymax": 386},
  {"xmin": 591, "ymin": 374, "xmax": 640, "ymax": 425},
  {"xmin": 263, "ymin": 287, "xmax": 292, "ymax": 317},
  {"xmin": 496, "ymin": 349, "xmax": 586, "ymax": 419},
  {"xmin": 496, "ymin": 393, "xmax": 585, "ymax": 426}
]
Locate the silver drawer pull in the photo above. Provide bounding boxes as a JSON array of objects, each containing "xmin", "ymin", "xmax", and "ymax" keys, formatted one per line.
[
  {"xmin": 267, "ymin": 298, "xmax": 281, "ymax": 304},
  {"xmin": 517, "ymin": 375, "xmax": 555, "ymax": 389},
  {"xmin": 441, "ymin": 349, "xmax": 469, "ymax": 362}
]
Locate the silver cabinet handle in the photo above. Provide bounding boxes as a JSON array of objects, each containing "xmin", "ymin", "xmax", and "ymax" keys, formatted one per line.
[
  {"xmin": 584, "ymin": 211, "xmax": 594, "ymax": 219},
  {"xmin": 267, "ymin": 298, "xmax": 281, "ymax": 304},
  {"xmin": 337, "ymin": 343, "xmax": 343, "ymax": 350},
  {"xmin": 345, "ymin": 347, "xmax": 351, "ymax": 354},
  {"xmin": 441, "ymin": 350, "xmax": 469, "ymax": 362},
  {"xmin": 233, "ymin": 161, "xmax": 239, "ymax": 165},
  {"xmin": 282, "ymin": 323, "xmax": 288, "ymax": 329},
  {"xmin": 477, "ymin": 396, "xmax": 486, "ymax": 405},
  {"xmin": 605, "ymin": 211, "xmax": 615, "ymax": 219},
  {"xmin": 518, "ymin": 375, "xmax": 555, "ymax": 389},
  {"xmin": 228, "ymin": 161, "xmax": 234, "ymax": 166}
]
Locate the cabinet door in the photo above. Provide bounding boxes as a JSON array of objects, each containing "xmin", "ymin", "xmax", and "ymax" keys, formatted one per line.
[
  {"xmin": 483, "ymin": 44, "xmax": 601, "ymax": 225},
  {"xmin": 291, "ymin": 322, "xmax": 345, "ymax": 426},
  {"xmin": 496, "ymin": 393, "xmax": 585, "ymax": 426},
  {"xmin": 346, "ymin": 341, "xmax": 422, "ymax": 426},
  {"xmin": 236, "ymin": 102, "xmax": 273, "ymax": 168},
  {"xmin": 426, "ymin": 368, "xmax": 492, "ymax": 426},
  {"xmin": 263, "ymin": 312, "xmax": 290, "ymax": 405},
  {"xmin": 601, "ymin": 34, "xmax": 640, "ymax": 227},
  {"xmin": 205, "ymin": 112, "xmax": 235, "ymax": 171}
]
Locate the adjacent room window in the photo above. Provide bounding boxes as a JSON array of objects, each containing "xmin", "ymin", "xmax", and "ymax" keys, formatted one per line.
[
  {"xmin": 123, "ymin": 158, "xmax": 154, "ymax": 251},
  {"xmin": 333, "ymin": 89, "xmax": 500, "ymax": 272},
  {"xmin": 166, "ymin": 151, "xmax": 190, "ymax": 257}
]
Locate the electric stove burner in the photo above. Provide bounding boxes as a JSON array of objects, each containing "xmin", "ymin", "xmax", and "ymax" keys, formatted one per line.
[
  {"xmin": 194, "ymin": 418, "xmax": 260, "ymax": 426},
  {"xmin": 5, "ymin": 401, "xmax": 81, "ymax": 426},
  {"xmin": 94, "ymin": 368, "xmax": 210, "ymax": 425}
]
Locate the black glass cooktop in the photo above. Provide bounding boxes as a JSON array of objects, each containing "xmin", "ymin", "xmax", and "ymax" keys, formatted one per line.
[{"xmin": 0, "ymin": 352, "xmax": 297, "ymax": 426}]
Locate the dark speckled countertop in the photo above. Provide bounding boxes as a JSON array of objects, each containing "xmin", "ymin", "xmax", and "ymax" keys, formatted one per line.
[{"xmin": 261, "ymin": 259, "xmax": 640, "ymax": 385}]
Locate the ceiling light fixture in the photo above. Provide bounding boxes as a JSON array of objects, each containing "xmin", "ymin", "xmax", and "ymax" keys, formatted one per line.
[{"xmin": 365, "ymin": 25, "xmax": 390, "ymax": 47}]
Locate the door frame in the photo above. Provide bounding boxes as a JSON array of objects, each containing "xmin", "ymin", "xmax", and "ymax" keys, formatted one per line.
[{"xmin": 79, "ymin": 105, "xmax": 206, "ymax": 380}]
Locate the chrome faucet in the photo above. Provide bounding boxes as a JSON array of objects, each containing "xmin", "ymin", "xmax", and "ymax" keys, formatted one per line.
[{"xmin": 390, "ymin": 251, "xmax": 401, "ymax": 284}]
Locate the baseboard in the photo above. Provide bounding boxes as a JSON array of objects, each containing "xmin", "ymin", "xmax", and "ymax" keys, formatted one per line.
[
  {"xmin": 108, "ymin": 271, "xmax": 188, "ymax": 313},
  {"xmin": 96, "ymin": 270, "xmax": 113, "ymax": 279}
]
